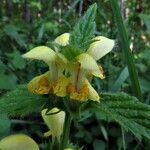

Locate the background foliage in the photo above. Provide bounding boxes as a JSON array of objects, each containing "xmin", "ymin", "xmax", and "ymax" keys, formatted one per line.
[{"xmin": 0, "ymin": 0, "xmax": 150, "ymax": 150}]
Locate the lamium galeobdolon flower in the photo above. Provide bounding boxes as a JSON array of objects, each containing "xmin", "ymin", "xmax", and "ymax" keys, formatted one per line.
[
  {"xmin": 41, "ymin": 107, "xmax": 65, "ymax": 142},
  {"xmin": 22, "ymin": 33, "xmax": 114, "ymax": 102},
  {"xmin": 66, "ymin": 36, "xmax": 115, "ymax": 101},
  {"xmin": 21, "ymin": 33, "xmax": 114, "ymax": 147}
]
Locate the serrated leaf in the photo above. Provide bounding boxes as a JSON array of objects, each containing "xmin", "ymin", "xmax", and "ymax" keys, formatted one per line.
[
  {"xmin": 60, "ymin": 45, "xmax": 81, "ymax": 60},
  {"xmin": 0, "ymin": 85, "xmax": 47, "ymax": 117},
  {"xmin": 91, "ymin": 92, "xmax": 150, "ymax": 140},
  {"xmin": 69, "ymin": 3, "xmax": 97, "ymax": 51}
]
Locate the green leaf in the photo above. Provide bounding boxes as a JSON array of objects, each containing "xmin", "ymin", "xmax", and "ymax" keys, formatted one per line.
[
  {"xmin": 60, "ymin": 45, "xmax": 81, "ymax": 61},
  {"xmin": 91, "ymin": 92, "xmax": 150, "ymax": 140},
  {"xmin": 37, "ymin": 24, "xmax": 45, "ymax": 41},
  {"xmin": 30, "ymin": 1, "xmax": 42, "ymax": 10},
  {"xmin": 0, "ymin": 60, "xmax": 17, "ymax": 89},
  {"xmin": 139, "ymin": 78, "xmax": 150, "ymax": 92},
  {"xmin": 0, "ymin": 114, "xmax": 11, "ymax": 138},
  {"xmin": 63, "ymin": 0, "xmax": 81, "ymax": 19},
  {"xmin": 0, "ymin": 85, "xmax": 47, "ymax": 117},
  {"xmin": 69, "ymin": 3, "xmax": 97, "ymax": 51},
  {"xmin": 110, "ymin": 66, "xmax": 129, "ymax": 92},
  {"xmin": 139, "ymin": 49, "xmax": 150, "ymax": 60},
  {"xmin": 3, "ymin": 25, "xmax": 26, "ymax": 47},
  {"xmin": 6, "ymin": 50, "xmax": 26, "ymax": 69},
  {"xmin": 139, "ymin": 14, "xmax": 150, "ymax": 34},
  {"xmin": 0, "ymin": 60, "xmax": 6, "ymax": 73},
  {"xmin": 0, "ymin": 73, "xmax": 17, "ymax": 90}
]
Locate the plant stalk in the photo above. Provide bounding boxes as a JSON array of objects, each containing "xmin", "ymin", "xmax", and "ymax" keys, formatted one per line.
[
  {"xmin": 59, "ymin": 111, "xmax": 72, "ymax": 150},
  {"xmin": 110, "ymin": 0, "xmax": 143, "ymax": 101}
]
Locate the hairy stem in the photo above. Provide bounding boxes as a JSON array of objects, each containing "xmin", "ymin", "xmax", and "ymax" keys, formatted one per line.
[{"xmin": 59, "ymin": 111, "xmax": 72, "ymax": 150}]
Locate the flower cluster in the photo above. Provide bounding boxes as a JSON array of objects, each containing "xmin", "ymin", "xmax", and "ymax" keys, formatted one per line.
[
  {"xmin": 0, "ymin": 32, "xmax": 114, "ymax": 150},
  {"xmin": 22, "ymin": 33, "xmax": 115, "ymax": 102}
]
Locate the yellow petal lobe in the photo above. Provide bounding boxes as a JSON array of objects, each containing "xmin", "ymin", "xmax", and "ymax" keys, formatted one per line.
[
  {"xmin": 27, "ymin": 71, "xmax": 50, "ymax": 94},
  {"xmin": 67, "ymin": 83, "xmax": 89, "ymax": 101},
  {"xmin": 76, "ymin": 53, "xmax": 99, "ymax": 72},
  {"xmin": 76, "ymin": 53, "xmax": 104, "ymax": 79},
  {"xmin": 53, "ymin": 76, "xmax": 70, "ymax": 97},
  {"xmin": 43, "ymin": 130, "xmax": 52, "ymax": 137},
  {"xmin": 0, "ymin": 134, "xmax": 39, "ymax": 150},
  {"xmin": 41, "ymin": 108, "xmax": 65, "ymax": 141},
  {"xmin": 54, "ymin": 33, "xmax": 70, "ymax": 46},
  {"xmin": 22, "ymin": 46, "xmax": 57, "ymax": 65},
  {"xmin": 92, "ymin": 65, "xmax": 105, "ymax": 79},
  {"xmin": 85, "ymin": 79, "xmax": 100, "ymax": 102},
  {"xmin": 87, "ymin": 36, "xmax": 115, "ymax": 61}
]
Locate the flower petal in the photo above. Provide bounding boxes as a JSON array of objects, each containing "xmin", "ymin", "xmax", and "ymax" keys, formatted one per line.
[
  {"xmin": 41, "ymin": 108, "xmax": 65, "ymax": 141},
  {"xmin": 27, "ymin": 71, "xmax": 50, "ymax": 94},
  {"xmin": 22, "ymin": 46, "xmax": 57, "ymax": 65},
  {"xmin": 43, "ymin": 130, "xmax": 52, "ymax": 137},
  {"xmin": 85, "ymin": 79, "xmax": 100, "ymax": 102},
  {"xmin": 76, "ymin": 53, "xmax": 102, "ymax": 78},
  {"xmin": 70, "ymin": 92, "xmax": 88, "ymax": 101},
  {"xmin": 0, "ymin": 134, "xmax": 39, "ymax": 150},
  {"xmin": 76, "ymin": 53, "xmax": 99, "ymax": 71},
  {"xmin": 54, "ymin": 33, "xmax": 70, "ymax": 46},
  {"xmin": 67, "ymin": 81, "xmax": 89, "ymax": 101},
  {"xmin": 92, "ymin": 65, "xmax": 105, "ymax": 79},
  {"xmin": 53, "ymin": 76, "xmax": 70, "ymax": 97},
  {"xmin": 87, "ymin": 36, "xmax": 115, "ymax": 60}
]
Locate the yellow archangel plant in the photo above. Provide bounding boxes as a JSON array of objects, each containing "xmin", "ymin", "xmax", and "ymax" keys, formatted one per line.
[
  {"xmin": 22, "ymin": 33, "xmax": 114, "ymax": 102},
  {"xmin": 21, "ymin": 33, "xmax": 114, "ymax": 147}
]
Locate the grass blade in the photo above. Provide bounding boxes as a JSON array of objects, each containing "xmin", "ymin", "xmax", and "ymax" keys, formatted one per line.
[{"xmin": 109, "ymin": 0, "xmax": 143, "ymax": 101}]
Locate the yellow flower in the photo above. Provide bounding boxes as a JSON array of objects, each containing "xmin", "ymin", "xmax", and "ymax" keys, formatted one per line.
[
  {"xmin": 27, "ymin": 71, "xmax": 50, "ymax": 94},
  {"xmin": 22, "ymin": 33, "xmax": 114, "ymax": 102},
  {"xmin": 22, "ymin": 33, "xmax": 69, "ymax": 96},
  {"xmin": 0, "ymin": 134, "xmax": 39, "ymax": 150},
  {"xmin": 54, "ymin": 33, "xmax": 70, "ymax": 47},
  {"xmin": 66, "ymin": 36, "xmax": 114, "ymax": 102},
  {"xmin": 87, "ymin": 36, "xmax": 115, "ymax": 61},
  {"xmin": 22, "ymin": 46, "xmax": 64, "ymax": 83},
  {"xmin": 41, "ymin": 107, "xmax": 65, "ymax": 142},
  {"xmin": 52, "ymin": 75, "xmax": 70, "ymax": 97}
]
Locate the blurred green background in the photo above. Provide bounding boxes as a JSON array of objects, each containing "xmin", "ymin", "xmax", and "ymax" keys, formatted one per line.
[{"xmin": 0, "ymin": 0, "xmax": 150, "ymax": 149}]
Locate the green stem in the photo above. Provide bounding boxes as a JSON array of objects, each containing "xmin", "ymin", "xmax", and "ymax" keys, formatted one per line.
[
  {"xmin": 59, "ymin": 112, "xmax": 72, "ymax": 150},
  {"xmin": 121, "ymin": 127, "xmax": 126, "ymax": 150},
  {"xmin": 110, "ymin": 0, "xmax": 143, "ymax": 101}
]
